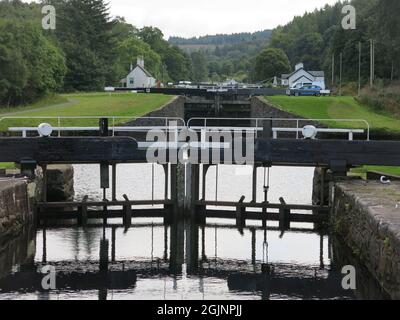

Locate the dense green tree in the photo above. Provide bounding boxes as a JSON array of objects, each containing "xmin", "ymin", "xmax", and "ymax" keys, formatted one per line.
[
  {"xmin": 254, "ymin": 48, "xmax": 291, "ymax": 81},
  {"xmin": 0, "ymin": 19, "xmax": 66, "ymax": 105},
  {"xmin": 138, "ymin": 27, "xmax": 192, "ymax": 82},
  {"xmin": 191, "ymin": 51, "xmax": 207, "ymax": 82},
  {"xmin": 53, "ymin": 0, "xmax": 117, "ymax": 91},
  {"xmin": 163, "ymin": 46, "xmax": 192, "ymax": 81},
  {"xmin": 114, "ymin": 36, "xmax": 162, "ymax": 80}
]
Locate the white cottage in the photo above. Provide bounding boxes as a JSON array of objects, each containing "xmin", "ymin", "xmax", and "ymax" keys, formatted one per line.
[
  {"xmin": 281, "ymin": 63, "xmax": 326, "ymax": 90},
  {"xmin": 121, "ymin": 58, "xmax": 156, "ymax": 89}
]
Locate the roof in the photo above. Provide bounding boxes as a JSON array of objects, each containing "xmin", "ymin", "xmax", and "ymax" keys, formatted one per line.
[
  {"xmin": 281, "ymin": 68, "xmax": 325, "ymax": 80},
  {"xmin": 309, "ymin": 71, "xmax": 325, "ymax": 77},
  {"xmin": 291, "ymin": 74, "xmax": 314, "ymax": 84},
  {"xmin": 136, "ymin": 64, "xmax": 154, "ymax": 78},
  {"xmin": 127, "ymin": 64, "xmax": 154, "ymax": 79}
]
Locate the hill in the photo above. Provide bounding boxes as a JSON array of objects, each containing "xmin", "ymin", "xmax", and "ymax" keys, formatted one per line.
[
  {"xmin": 168, "ymin": 30, "xmax": 272, "ymax": 82},
  {"xmin": 169, "ymin": 30, "xmax": 272, "ymax": 46}
]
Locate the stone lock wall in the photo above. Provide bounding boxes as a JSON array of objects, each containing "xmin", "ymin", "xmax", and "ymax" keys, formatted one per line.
[
  {"xmin": 331, "ymin": 180, "xmax": 400, "ymax": 299},
  {"xmin": 0, "ymin": 180, "xmax": 33, "ymax": 238},
  {"xmin": 46, "ymin": 165, "xmax": 75, "ymax": 202}
]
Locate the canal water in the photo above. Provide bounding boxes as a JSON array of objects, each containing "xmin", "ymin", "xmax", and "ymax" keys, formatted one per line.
[{"xmin": 0, "ymin": 164, "xmax": 374, "ymax": 300}]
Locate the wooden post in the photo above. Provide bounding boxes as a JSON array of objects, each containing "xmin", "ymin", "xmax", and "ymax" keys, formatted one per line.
[
  {"xmin": 100, "ymin": 163, "xmax": 109, "ymax": 190},
  {"xmin": 201, "ymin": 164, "xmax": 210, "ymax": 201},
  {"xmin": 163, "ymin": 164, "xmax": 169, "ymax": 200},
  {"xmin": 251, "ymin": 228, "xmax": 256, "ymax": 265},
  {"xmin": 185, "ymin": 164, "xmax": 200, "ymax": 219},
  {"xmin": 279, "ymin": 197, "xmax": 290, "ymax": 230},
  {"xmin": 99, "ymin": 118, "xmax": 109, "ymax": 137},
  {"xmin": 186, "ymin": 221, "xmax": 199, "ymax": 273},
  {"xmin": 320, "ymin": 168, "xmax": 326, "ymax": 206},
  {"xmin": 77, "ymin": 195, "xmax": 89, "ymax": 227},
  {"xmin": 122, "ymin": 194, "xmax": 132, "ymax": 228},
  {"xmin": 236, "ymin": 196, "xmax": 246, "ymax": 229},
  {"xmin": 261, "ymin": 119, "xmax": 273, "ymax": 139},
  {"xmin": 112, "ymin": 163, "xmax": 117, "ymax": 201},
  {"xmin": 196, "ymin": 203, "xmax": 206, "ymax": 225},
  {"xmin": 99, "ymin": 238, "xmax": 109, "ymax": 272},
  {"xmin": 111, "ymin": 226, "xmax": 116, "ymax": 262},
  {"xmin": 252, "ymin": 165, "xmax": 257, "ymax": 203},
  {"xmin": 41, "ymin": 164, "xmax": 47, "ymax": 202}
]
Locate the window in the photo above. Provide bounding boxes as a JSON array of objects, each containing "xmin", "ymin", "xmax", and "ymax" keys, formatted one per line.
[{"xmin": 129, "ymin": 78, "xmax": 134, "ymax": 85}]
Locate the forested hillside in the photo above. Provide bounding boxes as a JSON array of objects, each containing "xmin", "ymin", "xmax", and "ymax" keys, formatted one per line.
[
  {"xmin": 0, "ymin": 0, "xmax": 192, "ymax": 106},
  {"xmin": 169, "ymin": 30, "xmax": 272, "ymax": 82},
  {"xmin": 1, "ymin": 0, "xmax": 399, "ymax": 107},
  {"xmin": 258, "ymin": 0, "xmax": 400, "ymax": 86},
  {"xmin": 169, "ymin": 30, "xmax": 272, "ymax": 46}
]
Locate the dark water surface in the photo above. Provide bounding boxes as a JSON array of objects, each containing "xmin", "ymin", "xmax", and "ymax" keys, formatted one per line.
[{"xmin": 0, "ymin": 164, "xmax": 383, "ymax": 300}]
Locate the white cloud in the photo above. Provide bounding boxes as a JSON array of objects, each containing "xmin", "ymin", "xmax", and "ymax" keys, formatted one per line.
[
  {"xmin": 24, "ymin": 0, "xmax": 342, "ymax": 38},
  {"xmin": 108, "ymin": 0, "xmax": 341, "ymax": 38}
]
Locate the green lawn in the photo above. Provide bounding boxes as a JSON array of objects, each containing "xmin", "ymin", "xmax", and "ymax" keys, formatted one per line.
[
  {"xmin": 0, "ymin": 162, "xmax": 16, "ymax": 169},
  {"xmin": 264, "ymin": 95, "xmax": 400, "ymax": 134},
  {"xmin": 265, "ymin": 95, "xmax": 400, "ymax": 177},
  {"xmin": 0, "ymin": 92, "xmax": 174, "ymax": 129},
  {"xmin": 351, "ymin": 166, "xmax": 400, "ymax": 179}
]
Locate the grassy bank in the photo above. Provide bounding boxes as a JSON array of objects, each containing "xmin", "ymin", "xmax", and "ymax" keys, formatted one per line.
[
  {"xmin": 265, "ymin": 95, "xmax": 400, "ymax": 177},
  {"xmin": 264, "ymin": 95, "xmax": 400, "ymax": 134},
  {"xmin": 351, "ymin": 166, "xmax": 400, "ymax": 177},
  {"xmin": 0, "ymin": 163, "xmax": 16, "ymax": 169},
  {"xmin": 0, "ymin": 92, "xmax": 174, "ymax": 129}
]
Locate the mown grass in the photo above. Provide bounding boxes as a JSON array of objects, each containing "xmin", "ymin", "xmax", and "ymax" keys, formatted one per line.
[
  {"xmin": 0, "ymin": 94, "xmax": 69, "ymax": 115},
  {"xmin": 0, "ymin": 92, "xmax": 174, "ymax": 129},
  {"xmin": 264, "ymin": 95, "xmax": 400, "ymax": 134},
  {"xmin": 265, "ymin": 95, "xmax": 400, "ymax": 177},
  {"xmin": 0, "ymin": 162, "xmax": 16, "ymax": 169},
  {"xmin": 351, "ymin": 166, "xmax": 400, "ymax": 178}
]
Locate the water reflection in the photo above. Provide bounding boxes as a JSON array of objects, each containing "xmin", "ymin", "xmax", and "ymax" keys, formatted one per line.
[
  {"xmin": 0, "ymin": 220, "xmax": 359, "ymax": 300},
  {"xmin": 0, "ymin": 164, "xmax": 386, "ymax": 300}
]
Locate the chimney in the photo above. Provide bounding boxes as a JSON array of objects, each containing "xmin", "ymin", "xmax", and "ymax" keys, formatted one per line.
[
  {"xmin": 295, "ymin": 62, "xmax": 304, "ymax": 71},
  {"xmin": 137, "ymin": 57, "xmax": 144, "ymax": 68}
]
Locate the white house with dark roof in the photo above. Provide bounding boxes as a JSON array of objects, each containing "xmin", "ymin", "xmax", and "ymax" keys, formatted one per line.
[
  {"xmin": 281, "ymin": 63, "xmax": 326, "ymax": 89},
  {"xmin": 120, "ymin": 57, "xmax": 156, "ymax": 89}
]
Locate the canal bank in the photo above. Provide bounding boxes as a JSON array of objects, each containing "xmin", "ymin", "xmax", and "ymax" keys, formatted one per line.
[
  {"xmin": 331, "ymin": 180, "xmax": 400, "ymax": 299},
  {"xmin": 0, "ymin": 179, "xmax": 37, "ymax": 240},
  {"xmin": 0, "ymin": 165, "xmax": 74, "ymax": 240}
]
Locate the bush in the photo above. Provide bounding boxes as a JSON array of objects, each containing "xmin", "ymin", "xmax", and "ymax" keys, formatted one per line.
[{"xmin": 358, "ymin": 82, "xmax": 400, "ymax": 118}]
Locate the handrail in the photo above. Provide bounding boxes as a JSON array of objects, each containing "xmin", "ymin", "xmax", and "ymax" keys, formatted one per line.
[
  {"xmin": 0, "ymin": 116, "xmax": 186, "ymax": 137},
  {"xmin": 187, "ymin": 117, "xmax": 370, "ymax": 141},
  {"xmin": 1, "ymin": 115, "xmax": 371, "ymax": 141}
]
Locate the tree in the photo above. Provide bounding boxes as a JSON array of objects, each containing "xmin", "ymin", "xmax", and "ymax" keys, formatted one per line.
[
  {"xmin": 114, "ymin": 36, "xmax": 162, "ymax": 81},
  {"xmin": 191, "ymin": 51, "xmax": 207, "ymax": 82},
  {"xmin": 54, "ymin": 0, "xmax": 117, "ymax": 91},
  {"xmin": 0, "ymin": 19, "xmax": 66, "ymax": 105},
  {"xmin": 254, "ymin": 48, "xmax": 291, "ymax": 81},
  {"xmin": 163, "ymin": 46, "xmax": 192, "ymax": 82}
]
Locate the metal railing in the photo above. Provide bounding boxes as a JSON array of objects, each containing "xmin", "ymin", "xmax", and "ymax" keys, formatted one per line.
[
  {"xmin": 187, "ymin": 117, "xmax": 370, "ymax": 141},
  {"xmin": 1, "ymin": 115, "xmax": 371, "ymax": 141},
  {"xmin": 0, "ymin": 116, "xmax": 186, "ymax": 137}
]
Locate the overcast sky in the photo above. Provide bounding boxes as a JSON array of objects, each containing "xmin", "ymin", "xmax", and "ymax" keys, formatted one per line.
[
  {"xmin": 28, "ymin": 0, "xmax": 342, "ymax": 38},
  {"xmin": 108, "ymin": 0, "xmax": 341, "ymax": 38}
]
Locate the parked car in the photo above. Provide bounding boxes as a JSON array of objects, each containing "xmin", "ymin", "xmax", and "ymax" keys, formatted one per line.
[{"xmin": 287, "ymin": 85, "xmax": 328, "ymax": 96}]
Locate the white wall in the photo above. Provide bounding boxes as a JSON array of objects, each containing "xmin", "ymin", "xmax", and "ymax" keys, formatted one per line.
[{"xmin": 126, "ymin": 67, "xmax": 156, "ymax": 88}]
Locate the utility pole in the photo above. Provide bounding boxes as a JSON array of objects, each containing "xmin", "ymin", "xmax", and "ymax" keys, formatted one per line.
[
  {"xmin": 358, "ymin": 42, "xmax": 362, "ymax": 96},
  {"xmin": 339, "ymin": 52, "xmax": 343, "ymax": 96},
  {"xmin": 331, "ymin": 53, "xmax": 335, "ymax": 87},
  {"xmin": 370, "ymin": 39, "xmax": 375, "ymax": 87},
  {"xmin": 391, "ymin": 60, "xmax": 394, "ymax": 82}
]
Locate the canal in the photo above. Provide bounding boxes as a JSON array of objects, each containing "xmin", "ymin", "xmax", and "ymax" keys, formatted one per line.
[{"xmin": 0, "ymin": 164, "xmax": 387, "ymax": 300}]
